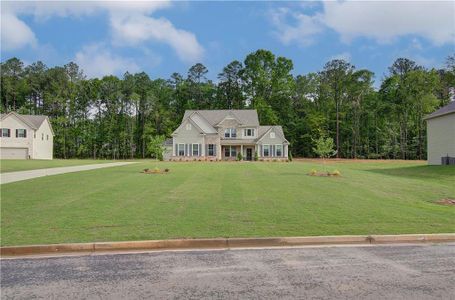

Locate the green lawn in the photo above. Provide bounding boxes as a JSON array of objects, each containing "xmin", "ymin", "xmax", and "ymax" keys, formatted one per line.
[
  {"xmin": 1, "ymin": 160, "xmax": 454, "ymax": 246},
  {"xmin": 0, "ymin": 159, "xmax": 116, "ymax": 173}
]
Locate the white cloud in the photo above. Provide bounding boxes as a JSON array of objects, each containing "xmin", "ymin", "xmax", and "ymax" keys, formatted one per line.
[
  {"xmin": 1, "ymin": 13, "xmax": 37, "ymax": 51},
  {"xmin": 270, "ymin": 1, "xmax": 455, "ymax": 46},
  {"xmin": 74, "ymin": 43, "xmax": 139, "ymax": 78},
  {"xmin": 1, "ymin": 0, "xmax": 204, "ymax": 63},
  {"xmin": 269, "ymin": 7, "xmax": 324, "ymax": 46},
  {"xmin": 110, "ymin": 13, "xmax": 204, "ymax": 63}
]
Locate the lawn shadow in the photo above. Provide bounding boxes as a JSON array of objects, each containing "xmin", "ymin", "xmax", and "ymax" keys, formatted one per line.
[{"xmin": 366, "ymin": 165, "xmax": 455, "ymax": 181}]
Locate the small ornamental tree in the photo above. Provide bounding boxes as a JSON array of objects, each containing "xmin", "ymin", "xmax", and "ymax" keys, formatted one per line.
[
  {"xmin": 147, "ymin": 135, "xmax": 166, "ymax": 161},
  {"xmin": 313, "ymin": 136, "xmax": 337, "ymax": 171}
]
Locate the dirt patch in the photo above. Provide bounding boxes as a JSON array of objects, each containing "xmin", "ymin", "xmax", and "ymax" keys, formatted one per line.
[{"xmin": 436, "ymin": 198, "xmax": 455, "ymax": 206}]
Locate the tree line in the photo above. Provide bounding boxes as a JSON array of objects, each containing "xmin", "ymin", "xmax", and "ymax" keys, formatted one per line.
[{"xmin": 1, "ymin": 50, "xmax": 454, "ymax": 159}]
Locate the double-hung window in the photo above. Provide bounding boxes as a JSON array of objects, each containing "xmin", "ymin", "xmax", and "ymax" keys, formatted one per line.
[
  {"xmin": 208, "ymin": 144, "xmax": 215, "ymax": 156},
  {"xmin": 178, "ymin": 144, "xmax": 185, "ymax": 156},
  {"xmin": 16, "ymin": 129, "xmax": 27, "ymax": 138},
  {"xmin": 1, "ymin": 128, "xmax": 10, "ymax": 137},
  {"xmin": 263, "ymin": 145, "xmax": 270, "ymax": 157},
  {"xmin": 276, "ymin": 145, "xmax": 282, "ymax": 157},
  {"xmin": 224, "ymin": 146, "xmax": 237, "ymax": 157},
  {"xmin": 230, "ymin": 146, "xmax": 236, "ymax": 157},
  {"xmin": 224, "ymin": 146, "xmax": 230, "ymax": 157},
  {"xmin": 224, "ymin": 128, "xmax": 236, "ymax": 138},
  {"xmin": 244, "ymin": 128, "xmax": 255, "ymax": 137},
  {"xmin": 192, "ymin": 144, "xmax": 199, "ymax": 156}
]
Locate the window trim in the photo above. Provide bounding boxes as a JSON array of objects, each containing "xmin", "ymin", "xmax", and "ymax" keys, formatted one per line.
[
  {"xmin": 263, "ymin": 144, "xmax": 270, "ymax": 157},
  {"xmin": 224, "ymin": 128, "xmax": 237, "ymax": 138},
  {"xmin": 208, "ymin": 144, "xmax": 215, "ymax": 156},
  {"xmin": 276, "ymin": 144, "xmax": 282, "ymax": 157},
  {"xmin": 192, "ymin": 143, "xmax": 199, "ymax": 156},
  {"xmin": 16, "ymin": 129, "xmax": 27, "ymax": 138},
  {"xmin": 244, "ymin": 128, "xmax": 255, "ymax": 137},
  {"xmin": 178, "ymin": 143, "xmax": 185, "ymax": 156},
  {"xmin": 1, "ymin": 128, "xmax": 11, "ymax": 138},
  {"xmin": 224, "ymin": 146, "xmax": 230, "ymax": 157}
]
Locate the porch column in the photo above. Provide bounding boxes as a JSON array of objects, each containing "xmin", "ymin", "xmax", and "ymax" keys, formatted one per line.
[{"xmin": 241, "ymin": 145, "xmax": 243, "ymax": 160}]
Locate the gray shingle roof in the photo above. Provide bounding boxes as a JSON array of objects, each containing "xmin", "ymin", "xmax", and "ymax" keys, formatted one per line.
[
  {"xmin": 1, "ymin": 112, "xmax": 47, "ymax": 129},
  {"xmin": 424, "ymin": 101, "xmax": 455, "ymax": 120},
  {"xmin": 183, "ymin": 110, "xmax": 259, "ymax": 126}
]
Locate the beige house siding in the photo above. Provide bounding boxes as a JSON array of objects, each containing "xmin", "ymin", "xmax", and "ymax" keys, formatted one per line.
[
  {"xmin": 172, "ymin": 118, "xmax": 204, "ymax": 157},
  {"xmin": 32, "ymin": 119, "xmax": 54, "ymax": 159},
  {"xmin": 257, "ymin": 127, "xmax": 288, "ymax": 158},
  {"xmin": 0, "ymin": 114, "xmax": 34, "ymax": 159},
  {"xmin": 1, "ymin": 114, "xmax": 54, "ymax": 160},
  {"xmin": 427, "ymin": 113, "xmax": 455, "ymax": 165}
]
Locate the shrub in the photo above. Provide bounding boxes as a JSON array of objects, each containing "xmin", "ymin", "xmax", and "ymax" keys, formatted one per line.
[
  {"xmin": 164, "ymin": 168, "xmax": 170, "ymax": 172},
  {"xmin": 154, "ymin": 167, "xmax": 160, "ymax": 172},
  {"xmin": 332, "ymin": 169, "xmax": 341, "ymax": 176},
  {"xmin": 288, "ymin": 151, "xmax": 293, "ymax": 161},
  {"xmin": 237, "ymin": 153, "xmax": 243, "ymax": 161},
  {"xmin": 254, "ymin": 151, "xmax": 259, "ymax": 161},
  {"xmin": 310, "ymin": 169, "xmax": 317, "ymax": 176},
  {"xmin": 272, "ymin": 158, "xmax": 277, "ymax": 162},
  {"xmin": 144, "ymin": 168, "xmax": 150, "ymax": 172}
]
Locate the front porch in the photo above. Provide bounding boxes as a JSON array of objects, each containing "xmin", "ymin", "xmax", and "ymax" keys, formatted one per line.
[{"xmin": 221, "ymin": 144, "xmax": 256, "ymax": 161}]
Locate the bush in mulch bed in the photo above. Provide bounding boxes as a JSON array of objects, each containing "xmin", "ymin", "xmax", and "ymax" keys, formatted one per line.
[
  {"xmin": 142, "ymin": 167, "xmax": 170, "ymax": 174},
  {"xmin": 308, "ymin": 169, "xmax": 341, "ymax": 177}
]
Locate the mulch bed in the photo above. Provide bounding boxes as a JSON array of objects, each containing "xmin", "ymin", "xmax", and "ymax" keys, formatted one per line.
[
  {"xmin": 141, "ymin": 169, "xmax": 169, "ymax": 174},
  {"xmin": 436, "ymin": 198, "xmax": 455, "ymax": 206},
  {"xmin": 308, "ymin": 172, "xmax": 340, "ymax": 177}
]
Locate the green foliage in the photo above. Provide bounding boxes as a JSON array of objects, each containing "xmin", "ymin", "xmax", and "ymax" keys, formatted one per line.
[
  {"xmin": 288, "ymin": 151, "xmax": 293, "ymax": 161},
  {"xmin": 254, "ymin": 151, "xmax": 259, "ymax": 161},
  {"xmin": 147, "ymin": 135, "xmax": 166, "ymax": 161},
  {"xmin": 312, "ymin": 137, "xmax": 336, "ymax": 159},
  {"xmin": 0, "ymin": 53, "xmax": 449, "ymax": 160},
  {"xmin": 237, "ymin": 152, "xmax": 243, "ymax": 161}
]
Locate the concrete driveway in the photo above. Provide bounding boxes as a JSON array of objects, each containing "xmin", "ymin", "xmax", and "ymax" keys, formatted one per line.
[
  {"xmin": 2, "ymin": 243, "xmax": 454, "ymax": 299},
  {"xmin": 0, "ymin": 162, "xmax": 137, "ymax": 184}
]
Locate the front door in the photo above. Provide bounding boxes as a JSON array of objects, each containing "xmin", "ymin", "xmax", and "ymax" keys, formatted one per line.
[{"xmin": 246, "ymin": 148, "xmax": 253, "ymax": 161}]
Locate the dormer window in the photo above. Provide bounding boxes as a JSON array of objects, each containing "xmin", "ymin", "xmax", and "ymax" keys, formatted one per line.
[
  {"xmin": 244, "ymin": 128, "xmax": 255, "ymax": 137},
  {"xmin": 186, "ymin": 123, "xmax": 192, "ymax": 130},
  {"xmin": 224, "ymin": 128, "xmax": 236, "ymax": 138},
  {"xmin": 270, "ymin": 132, "xmax": 275, "ymax": 139}
]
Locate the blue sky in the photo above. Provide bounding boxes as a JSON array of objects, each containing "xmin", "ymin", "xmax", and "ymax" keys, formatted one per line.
[{"xmin": 1, "ymin": 1, "xmax": 454, "ymax": 86}]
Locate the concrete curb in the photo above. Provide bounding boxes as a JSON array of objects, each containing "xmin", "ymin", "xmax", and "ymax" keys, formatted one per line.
[{"xmin": 1, "ymin": 234, "xmax": 454, "ymax": 257}]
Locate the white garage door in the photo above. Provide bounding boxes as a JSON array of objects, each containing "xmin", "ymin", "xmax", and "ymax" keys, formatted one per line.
[{"xmin": 0, "ymin": 148, "xmax": 28, "ymax": 159}]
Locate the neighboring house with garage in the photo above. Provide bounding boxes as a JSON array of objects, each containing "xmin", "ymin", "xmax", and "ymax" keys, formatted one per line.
[
  {"xmin": 424, "ymin": 101, "xmax": 455, "ymax": 165},
  {"xmin": 170, "ymin": 109, "xmax": 289, "ymax": 161},
  {"xmin": 0, "ymin": 112, "xmax": 54, "ymax": 160}
]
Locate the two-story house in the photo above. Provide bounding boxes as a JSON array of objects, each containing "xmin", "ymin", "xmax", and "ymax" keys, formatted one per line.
[
  {"xmin": 0, "ymin": 112, "xmax": 54, "ymax": 159},
  {"xmin": 170, "ymin": 110, "xmax": 289, "ymax": 161}
]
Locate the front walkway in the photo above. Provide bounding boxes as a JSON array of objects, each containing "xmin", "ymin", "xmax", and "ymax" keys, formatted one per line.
[{"xmin": 0, "ymin": 162, "xmax": 137, "ymax": 185}]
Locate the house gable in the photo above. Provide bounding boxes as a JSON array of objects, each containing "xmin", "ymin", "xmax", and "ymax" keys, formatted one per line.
[{"xmin": 257, "ymin": 126, "xmax": 289, "ymax": 145}]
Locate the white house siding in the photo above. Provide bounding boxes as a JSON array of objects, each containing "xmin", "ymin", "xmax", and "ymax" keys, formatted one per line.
[
  {"xmin": 32, "ymin": 119, "xmax": 54, "ymax": 159},
  {"xmin": 172, "ymin": 119, "xmax": 204, "ymax": 158},
  {"xmin": 0, "ymin": 114, "xmax": 34, "ymax": 159},
  {"xmin": 427, "ymin": 113, "xmax": 455, "ymax": 165}
]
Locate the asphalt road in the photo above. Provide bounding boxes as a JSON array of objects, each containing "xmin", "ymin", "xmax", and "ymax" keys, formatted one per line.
[{"xmin": 2, "ymin": 243, "xmax": 455, "ymax": 299}]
